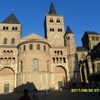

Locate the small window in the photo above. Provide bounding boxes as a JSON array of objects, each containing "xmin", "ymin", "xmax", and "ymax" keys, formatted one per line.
[
  {"xmin": 7, "ymin": 50, "xmax": 9, "ymax": 53},
  {"xmin": 50, "ymin": 18, "xmax": 54, "ymax": 23},
  {"xmin": 6, "ymin": 27, "xmax": 9, "ymax": 30},
  {"xmin": 60, "ymin": 58, "xmax": 62, "ymax": 63},
  {"xmin": 54, "ymin": 51, "xmax": 56, "ymax": 54},
  {"xmin": 44, "ymin": 45, "xmax": 46, "ymax": 51},
  {"xmin": 57, "ymin": 51, "xmax": 59, "ymax": 55},
  {"xmin": 37, "ymin": 44, "xmax": 40, "ymax": 50},
  {"xmin": 60, "ymin": 51, "xmax": 63, "ymax": 55},
  {"xmin": 12, "ymin": 57, "xmax": 15, "ymax": 60},
  {"xmin": 58, "ymin": 28, "xmax": 62, "ymax": 32},
  {"xmin": 52, "ymin": 58, "xmax": 55, "ymax": 63},
  {"xmin": 56, "ymin": 57, "xmax": 59, "ymax": 63},
  {"xmin": 63, "ymin": 57, "xmax": 66, "ymax": 63},
  {"xmin": 20, "ymin": 61, "xmax": 23, "ymax": 72},
  {"xmin": 32, "ymin": 59, "xmax": 39, "ymax": 70},
  {"xmin": 29, "ymin": 44, "xmax": 33, "ymax": 50},
  {"xmin": 10, "ymin": 50, "xmax": 13, "ymax": 53},
  {"xmin": 12, "ymin": 27, "xmax": 14, "ymax": 30},
  {"xmin": 3, "ymin": 38, "xmax": 7, "ymax": 44},
  {"xmin": 15, "ymin": 27, "xmax": 18, "ymax": 30},
  {"xmin": 3, "ymin": 50, "xmax": 6, "ymax": 53},
  {"xmin": 50, "ymin": 28, "xmax": 54, "ymax": 32},
  {"xmin": 11, "ymin": 38, "xmax": 15, "ymax": 44},
  {"xmin": 3, "ymin": 26, "xmax": 6, "ymax": 30},
  {"xmin": 56, "ymin": 18, "xmax": 60, "ymax": 23},
  {"xmin": 12, "ymin": 27, "xmax": 18, "ymax": 30},
  {"xmin": 23, "ymin": 45, "xmax": 26, "ymax": 51}
]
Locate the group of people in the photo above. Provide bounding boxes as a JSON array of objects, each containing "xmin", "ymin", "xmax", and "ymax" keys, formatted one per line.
[
  {"xmin": 19, "ymin": 89, "xmax": 38, "ymax": 100},
  {"xmin": 19, "ymin": 88, "xmax": 49, "ymax": 100}
]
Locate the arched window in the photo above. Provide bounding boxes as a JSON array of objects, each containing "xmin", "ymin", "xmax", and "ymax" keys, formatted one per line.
[
  {"xmin": 6, "ymin": 26, "xmax": 9, "ymax": 30},
  {"xmin": 12, "ymin": 27, "xmax": 14, "ymax": 30},
  {"xmin": 57, "ymin": 51, "xmax": 59, "ymax": 55},
  {"xmin": 3, "ymin": 26, "xmax": 6, "ymax": 30},
  {"xmin": 56, "ymin": 18, "xmax": 60, "ymax": 23},
  {"xmin": 50, "ymin": 28, "xmax": 54, "ymax": 32},
  {"xmin": 52, "ymin": 57, "xmax": 55, "ymax": 63},
  {"xmin": 54, "ymin": 51, "xmax": 56, "ymax": 55},
  {"xmin": 29, "ymin": 44, "xmax": 33, "ymax": 50},
  {"xmin": 15, "ymin": 27, "xmax": 18, "ymax": 30},
  {"xmin": 11, "ymin": 38, "xmax": 15, "ymax": 44},
  {"xmin": 50, "ymin": 18, "xmax": 54, "ymax": 23},
  {"xmin": 44, "ymin": 45, "xmax": 46, "ymax": 51},
  {"xmin": 37, "ymin": 44, "xmax": 40, "ymax": 50},
  {"xmin": 20, "ymin": 61, "xmax": 23, "ymax": 72},
  {"xmin": 60, "ymin": 58, "xmax": 62, "ymax": 63},
  {"xmin": 58, "ymin": 28, "xmax": 62, "ymax": 32},
  {"xmin": 32, "ymin": 59, "xmax": 39, "ymax": 70},
  {"xmin": 23, "ymin": 45, "xmax": 26, "ymax": 51},
  {"xmin": 63, "ymin": 57, "xmax": 66, "ymax": 63},
  {"xmin": 56, "ymin": 57, "xmax": 59, "ymax": 63},
  {"xmin": 60, "ymin": 51, "xmax": 63, "ymax": 55},
  {"xmin": 3, "ymin": 38, "xmax": 7, "ymax": 44}
]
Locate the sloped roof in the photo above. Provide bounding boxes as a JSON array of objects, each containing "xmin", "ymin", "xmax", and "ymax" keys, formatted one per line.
[
  {"xmin": 76, "ymin": 46, "xmax": 88, "ymax": 51},
  {"xmin": 20, "ymin": 34, "xmax": 47, "ymax": 43},
  {"xmin": 65, "ymin": 26, "xmax": 73, "ymax": 35},
  {"xmin": 85, "ymin": 31, "xmax": 99, "ymax": 35},
  {"xmin": 48, "ymin": 2, "xmax": 57, "ymax": 15},
  {"xmin": 1, "ymin": 13, "xmax": 20, "ymax": 24}
]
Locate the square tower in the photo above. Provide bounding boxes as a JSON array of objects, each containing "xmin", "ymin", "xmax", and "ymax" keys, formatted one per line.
[{"xmin": 44, "ymin": 3, "xmax": 65, "ymax": 47}]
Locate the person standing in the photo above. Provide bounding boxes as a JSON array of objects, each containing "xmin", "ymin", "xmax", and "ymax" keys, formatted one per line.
[{"xmin": 19, "ymin": 89, "xmax": 31, "ymax": 100}]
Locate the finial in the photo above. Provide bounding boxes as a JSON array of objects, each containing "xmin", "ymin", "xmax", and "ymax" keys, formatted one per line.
[{"xmin": 11, "ymin": 9, "xmax": 14, "ymax": 14}]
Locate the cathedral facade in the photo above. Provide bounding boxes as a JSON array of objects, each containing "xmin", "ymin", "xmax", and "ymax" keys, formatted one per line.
[{"xmin": 0, "ymin": 3, "xmax": 80, "ymax": 93}]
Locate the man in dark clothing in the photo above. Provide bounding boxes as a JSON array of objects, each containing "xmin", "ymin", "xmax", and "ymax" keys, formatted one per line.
[{"xmin": 19, "ymin": 89, "xmax": 31, "ymax": 100}]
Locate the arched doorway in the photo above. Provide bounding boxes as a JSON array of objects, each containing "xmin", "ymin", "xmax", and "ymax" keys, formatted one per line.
[
  {"xmin": 0, "ymin": 67, "xmax": 15, "ymax": 93},
  {"xmin": 53, "ymin": 66, "xmax": 67, "ymax": 89}
]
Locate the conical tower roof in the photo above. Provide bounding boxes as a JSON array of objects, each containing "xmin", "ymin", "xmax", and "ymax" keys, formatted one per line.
[
  {"xmin": 65, "ymin": 26, "xmax": 73, "ymax": 35},
  {"xmin": 1, "ymin": 13, "xmax": 20, "ymax": 24},
  {"xmin": 48, "ymin": 2, "xmax": 57, "ymax": 15}
]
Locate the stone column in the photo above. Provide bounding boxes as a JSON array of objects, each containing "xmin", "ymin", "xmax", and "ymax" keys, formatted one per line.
[
  {"xmin": 87, "ymin": 56, "xmax": 93, "ymax": 74},
  {"xmin": 80, "ymin": 64, "xmax": 83, "ymax": 82},
  {"xmin": 15, "ymin": 73, "xmax": 17, "ymax": 88},
  {"xmin": 40, "ymin": 72, "xmax": 43, "ymax": 90},
  {"xmin": 45, "ymin": 72, "xmax": 48, "ymax": 89},
  {"xmin": 83, "ymin": 63, "xmax": 89, "ymax": 83},
  {"xmin": 94, "ymin": 62, "xmax": 97, "ymax": 73}
]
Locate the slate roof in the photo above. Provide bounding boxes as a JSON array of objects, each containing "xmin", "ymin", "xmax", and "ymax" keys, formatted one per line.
[
  {"xmin": 1, "ymin": 13, "xmax": 20, "ymax": 24},
  {"xmin": 85, "ymin": 31, "xmax": 99, "ymax": 35},
  {"xmin": 65, "ymin": 26, "xmax": 73, "ymax": 35},
  {"xmin": 48, "ymin": 2, "xmax": 57, "ymax": 15},
  {"xmin": 76, "ymin": 47, "xmax": 88, "ymax": 51}
]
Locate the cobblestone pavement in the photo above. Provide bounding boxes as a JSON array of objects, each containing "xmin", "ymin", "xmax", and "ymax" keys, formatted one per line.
[{"xmin": 0, "ymin": 91, "xmax": 100, "ymax": 100}]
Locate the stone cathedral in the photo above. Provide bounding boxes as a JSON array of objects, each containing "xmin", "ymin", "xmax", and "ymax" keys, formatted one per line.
[{"xmin": 0, "ymin": 3, "xmax": 80, "ymax": 93}]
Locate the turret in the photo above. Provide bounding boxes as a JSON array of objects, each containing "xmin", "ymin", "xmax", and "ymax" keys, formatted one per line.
[{"xmin": 64, "ymin": 26, "xmax": 76, "ymax": 54}]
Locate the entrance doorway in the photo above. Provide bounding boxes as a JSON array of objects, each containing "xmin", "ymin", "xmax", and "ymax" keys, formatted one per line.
[
  {"xmin": 0, "ymin": 67, "xmax": 15, "ymax": 93},
  {"xmin": 53, "ymin": 66, "xmax": 67, "ymax": 89},
  {"xmin": 4, "ymin": 84, "xmax": 9, "ymax": 93}
]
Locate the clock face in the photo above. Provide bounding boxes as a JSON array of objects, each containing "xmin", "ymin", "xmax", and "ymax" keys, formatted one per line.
[{"xmin": 55, "ymin": 34, "xmax": 59, "ymax": 39}]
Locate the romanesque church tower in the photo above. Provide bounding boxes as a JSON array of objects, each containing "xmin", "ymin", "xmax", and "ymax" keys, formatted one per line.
[{"xmin": 0, "ymin": 13, "xmax": 21, "ymax": 92}]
